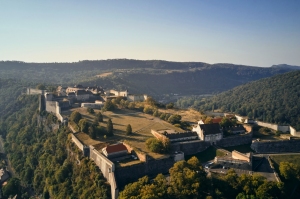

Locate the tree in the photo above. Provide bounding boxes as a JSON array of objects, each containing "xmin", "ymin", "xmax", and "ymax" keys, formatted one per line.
[
  {"xmin": 78, "ymin": 119, "xmax": 89, "ymax": 133},
  {"xmin": 145, "ymin": 138, "xmax": 170, "ymax": 154},
  {"xmin": 70, "ymin": 111, "xmax": 82, "ymax": 124},
  {"xmin": 88, "ymin": 125, "xmax": 96, "ymax": 139},
  {"xmin": 145, "ymin": 97, "xmax": 156, "ymax": 106},
  {"xmin": 128, "ymin": 102, "xmax": 135, "ymax": 109},
  {"xmin": 2, "ymin": 178, "xmax": 21, "ymax": 198},
  {"xmin": 166, "ymin": 102, "xmax": 174, "ymax": 109},
  {"xmin": 168, "ymin": 114, "xmax": 182, "ymax": 124},
  {"xmin": 153, "ymin": 110, "xmax": 160, "ymax": 117},
  {"xmin": 204, "ymin": 117, "xmax": 213, "ymax": 124},
  {"xmin": 126, "ymin": 124, "xmax": 132, "ymax": 135},
  {"xmin": 87, "ymin": 107, "xmax": 94, "ymax": 114},
  {"xmin": 95, "ymin": 112, "xmax": 103, "ymax": 122},
  {"xmin": 145, "ymin": 138, "xmax": 164, "ymax": 153},
  {"xmin": 103, "ymin": 100, "xmax": 115, "ymax": 111},
  {"xmin": 107, "ymin": 119, "xmax": 113, "ymax": 136},
  {"xmin": 36, "ymin": 84, "xmax": 46, "ymax": 90},
  {"xmin": 279, "ymin": 162, "xmax": 300, "ymax": 180},
  {"xmin": 168, "ymin": 160, "xmax": 204, "ymax": 198},
  {"xmin": 220, "ymin": 117, "xmax": 234, "ymax": 127},
  {"xmin": 143, "ymin": 106, "xmax": 154, "ymax": 114}
]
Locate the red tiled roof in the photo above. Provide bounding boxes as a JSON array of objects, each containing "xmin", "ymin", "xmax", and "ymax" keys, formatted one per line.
[
  {"xmin": 212, "ymin": 118, "xmax": 222, "ymax": 124},
  {"xmin": 105, "ymin": 143, "xmax": 127, "ymax": 154}
]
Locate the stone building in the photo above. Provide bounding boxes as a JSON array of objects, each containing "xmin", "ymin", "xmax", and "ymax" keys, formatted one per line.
[
  {"xmin": 193, "ymin": 123, "xmax": 223, "ymax": 144},
  {"xmin": 102, "ymin": 143, "xmax": 128, "ymax": 158}
]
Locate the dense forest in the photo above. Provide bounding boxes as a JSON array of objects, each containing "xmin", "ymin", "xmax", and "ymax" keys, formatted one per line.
[
  {"xmin": 0, "ymin": 60, "xmax": 297, "ymax": 97},
  {"xmin": 193, "ymin": 70, "xmax": 300, "ymax": 130},
  {"xmin": 0, "ymin": 80, "xmax": 110, "ymax": 198}
]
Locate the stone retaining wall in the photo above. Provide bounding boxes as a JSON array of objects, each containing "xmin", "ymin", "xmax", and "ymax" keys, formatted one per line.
[
  {"xmin": 217, "ymin": 132, "xmax": 253, "ymax": 147},
  {"xmin": 251, "ymin": 139, "xmax": 300, "ymax": 153}
]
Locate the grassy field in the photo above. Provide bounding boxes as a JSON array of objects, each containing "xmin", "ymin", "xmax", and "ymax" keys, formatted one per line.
[
  {"xmin": 270, "ymin": 154, "xmax": 300, "ymax": 170},
  {"xmin": 66, "ymin": 107, "xmax": 182, "ymax": 159},
  {"xmin": 159, "ymin": 108, "xmax": 203, "ymax": 124},
  {"xmin": 252, "ymin": 126, "xmax": 283, "ymax": 141},
  {"xmin": 185, "ymin": 146, "xmax": 227, "ymax": 163}
]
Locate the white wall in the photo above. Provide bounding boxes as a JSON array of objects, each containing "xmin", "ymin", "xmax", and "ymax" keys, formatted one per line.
[{"xmin": 290, "ymin": 126, "xmax": 300, "ymax": 137}]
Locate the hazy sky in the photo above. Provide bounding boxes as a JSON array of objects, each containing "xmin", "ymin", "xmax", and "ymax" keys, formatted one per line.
[{"xmin": 1, "ymin": 0, "xmax": 299, "ymax": 67}]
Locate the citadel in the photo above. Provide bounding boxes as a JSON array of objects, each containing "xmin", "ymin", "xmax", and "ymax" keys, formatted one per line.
[{"xmin": 27, "ymin": 86, "xmax": 300, "ymax": 199}]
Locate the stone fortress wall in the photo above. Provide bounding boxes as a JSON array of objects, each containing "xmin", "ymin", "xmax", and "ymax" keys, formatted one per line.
[
  {"xmin": 115, "ymin": 157, "xmax": 175, "ymax": 188},
  {"xmin": 70, "ymin": 132, "xmax": 119, "ymax": 199},
  {"xmin": 27, "ymin": 88, "xmax": 46, "ymax": 95},
  {"xmin": 171, "ymin": 140, "xmax": 210, "ymax": 155},
  {"xmin": 122, "ymin": 142, "xmax": 147, "ymax": 162},
  {"xmin": 217, "ymin": 132, "xmax": 253, "ymax": 147},
  {"xmin": 45, "ymin": 101, "xmax": 65, "ymax": 123},
  {"xmin": 27, "ymin": 88, "xmax": 67, "ymax": 123},
  {"xmin": 251, "ymin": 139, "xmax": 300, "ymax": 153}
]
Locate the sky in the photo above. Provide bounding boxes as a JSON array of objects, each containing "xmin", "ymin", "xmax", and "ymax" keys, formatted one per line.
[{"xmin": 0, "ymin": 0, "xmax": 299, "ymax": 67}]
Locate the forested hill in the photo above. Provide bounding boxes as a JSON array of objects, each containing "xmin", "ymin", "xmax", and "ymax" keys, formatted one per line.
[
  {"xmin": 1, "ymin": 59, "xmax": 295, "ymax": 96},
  {"xmin": 198, "ymin": 70, "xmax": 300, "ymax": 130}
]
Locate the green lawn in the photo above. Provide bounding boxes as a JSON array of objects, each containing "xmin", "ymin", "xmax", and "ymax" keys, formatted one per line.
[{"xmin": 185, "ymin": 146, "xmax": 226, "ymax": 163}]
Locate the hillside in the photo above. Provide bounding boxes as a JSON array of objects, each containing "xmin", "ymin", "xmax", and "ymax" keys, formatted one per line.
[
  {"xmin": 0, "ymin": 60, "xmax": 295, "ymax": 98},
  {"xmin": 197, "ymin": 70, "xmax": 300, "ymax": 130}
]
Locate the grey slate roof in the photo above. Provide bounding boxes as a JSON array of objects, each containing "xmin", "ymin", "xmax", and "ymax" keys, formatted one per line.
[{"xmin": 199, "ymin": 123, "xmax": 222, "ymax": 135}]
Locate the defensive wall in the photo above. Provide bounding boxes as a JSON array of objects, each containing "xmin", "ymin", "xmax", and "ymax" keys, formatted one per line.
[
  {"xmin": 151, "ymin": 129, "xmax": 165, "ymax": 140},
  {"xmin": 45, "ymin": 101, "xmax": 65, "ymax": 123},
  {"xmin": 127, "ymin": 94, "xmax": 148, "ymax": 102},
  {"xmin": 232, "ymin": 150, "xmax": 251, "ymax": 163},
  {"xmin": 255, "ymin": 121, "xmax": 290, "ymax": 133},
  {"xmin": 290, "ymin": 126, "xmax": 300, "ymax": 137},
  {"xmin": 27, "ymin": 88, "xmax": 46, "ymax": 95},
  {"xmin": 89, "ymin": 146, "xmax": 118, "ymax": 199},
  {"xmin": 122, "ymin": 142, "xmax": 147, "ymax": 162},
  {"xmin": 171, "ymin": 140, "xmax": 210, "ymax": 155},
  {"xmin": 233, "ymin": 113, "xmax": 300, "ymax": 136},
  {"xmin": 70, "ymin": 132, "xmax": 119, "ymax": 199},
  {"xmin": 115, "ymin": 157, "xmax": 175, "ymax": 188},
  {"xmin": 71, "ymin": 133, "xmax": 84, "ymax": 151},
  {"xmin": 216, "ymin": 132, "xmax": 253, "ymax": 147},
  {"xmin": 27, "ymin": 88, "xmax": 67, "ymax": 124},
  {"xmin": 251, "ymin": 139, "xmax": 300, "ymax": 153}
]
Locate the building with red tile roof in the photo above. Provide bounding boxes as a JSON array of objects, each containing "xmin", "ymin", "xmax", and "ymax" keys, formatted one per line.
[{"xmin": 102, "ymin": 143, "xmax": 128, "ymax": 158}]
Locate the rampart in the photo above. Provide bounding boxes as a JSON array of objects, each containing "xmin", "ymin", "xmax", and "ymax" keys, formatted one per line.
[
  {"xmin": 70, "ymin": 133, "xmax": 119, "ymax": 199},
  {"xmin": 45, "ymin": 101, "xmax": 66, "ymax": 123},
  {"xmin": 171, "ymin": 140, "xmax": 210, "ymax": 155},
  {"xmin": 217, "ymin": 132, "xmax": 253, "ymax": 147},
  {"xmin": 290, "ymin": 126, "xmax": 300, "ymax": 137},
  {"xmin": 89, "ymin": 146, "xmax": 118, "ymax": 199},
  {"xmin": 123, "ymin": 142, "xmax": 147, "ymax": 162},
  {"xmin": 243, "ymin": 124, "xmax": 252, "ymax": 133},
  {"xmin": 256, "ymin": 121, "xmax": 290, "ymax": 133},
  {"xmin": 127, "ymin": 94, "xmax": 148, "ymax": 102},
  {"xmin": 151, "ymin": 129, "xmax": 165, "ymax": 140},
  {"xmin": 232, "ymin": 150, "xmax": 251, "ymax": 162},
  {"xmin": 27, "ymin": 88, "xmax": 46, "ymax": 95},
  {"xmin": 251, "ymin": 139, "xmax": 300, "ymax": 153},
  {"xmin": 115, "ymin": 157, "xmax": 175, "ymax": 188},
  {"xmin": 71, "ymin": 134, "xmax": 84, "ymax": 151}
]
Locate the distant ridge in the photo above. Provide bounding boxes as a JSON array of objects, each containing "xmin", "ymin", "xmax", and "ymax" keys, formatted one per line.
[
  {"xmin": 0, "ymin": 59, "xmax": 296, "ymax": 96},
  {"xmin": 271, "ymin": 64, "xmax": 300, "ymax": 70},
  {"xmin": 198, "ymin": 70, "xmax": 300, "ymax": 130}
]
